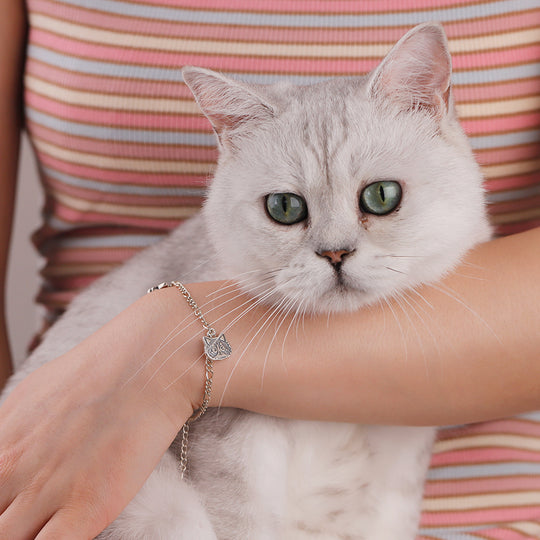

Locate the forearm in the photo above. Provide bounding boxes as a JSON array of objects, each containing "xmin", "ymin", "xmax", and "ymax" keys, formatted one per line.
[
  {"xmin": 52, "ymin": 227, "xmax": 538, "ymax": 431},
  {"xmin": 180, "ymin": 227, "xmax": 539, "ymax": 426}
]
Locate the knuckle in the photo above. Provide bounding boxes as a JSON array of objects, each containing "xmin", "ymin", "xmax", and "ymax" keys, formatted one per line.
[{"xmin": 0, "ymin": 446, "xmax": 21, "ymax": 485}]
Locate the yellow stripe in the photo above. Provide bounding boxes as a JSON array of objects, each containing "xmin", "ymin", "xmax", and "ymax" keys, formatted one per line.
[
  {"xmin": 32, "ymin": 13, "xmax": 540, "ymax": 58},
  {"xmin": 481, "ymin": 158, "xmax": 540, "ymax": 179},
  {"xmin": 511, "ymin": 522, "xmax": 540, "ymax": 536},
  {"xmin": 34, "ymin": 139, "xmax": 214, "ymax": 175},
  {"xmin": 26, "ymin": 75, "xmax": 199, "ymax": 114},
  {"xmin": 450, "ymin": 27, "xmax": 540, "ymax": 53},
  {"xmin": 422, "ymin": 491, "xmax": 540, "ymax": 512},
  {"xmin": 51, "ymin": 189, "xmax": 199, "ymax": 219},
  {"xmin": 433, "ymin": 433, "xmax": 540, "ymax": 453},
  {"xmin": 457, "ymin": 95, "xmax": 540, "ymax": 118}
]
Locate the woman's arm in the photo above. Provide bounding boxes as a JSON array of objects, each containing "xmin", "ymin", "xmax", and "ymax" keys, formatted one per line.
[
  {"xmin": 0, "ymin": 0, "xmax": 27, "ymax": 388},
  {"xmin": 209, "ymin": 226, "xmax": 540, "ymax": 426},
  {"xmin": 0, "ymin": 227, "xmax": 538, "ymax": 538}
]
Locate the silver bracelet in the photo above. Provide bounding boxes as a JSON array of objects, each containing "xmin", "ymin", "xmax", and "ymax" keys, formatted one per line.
[{"xmin": 147, "ymin": 281, "xmax": 232, "ymax": 478}]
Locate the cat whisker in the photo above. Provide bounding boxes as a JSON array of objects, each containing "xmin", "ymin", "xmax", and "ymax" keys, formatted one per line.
[
  {"xmin": 218, "ymin": 287, "xmax": 287, "ymax": 407},
  {"xmin": 148, "ymin": 281, "xmax": 277, "ymax": 392},
  {"xmin": 429, "ymin": 282, "xmax": 501, "ymax": 343},
  {"xmin": 382, "ymin": 296, "xmax": 408, "ymax": 363},
  {"xmin": 376, "ymin": 254, "xmax": 426, "ymax": 259},
  {"xmin": 123, "ymin": 305, "xmax": 204, "ymax": 390},
  {"xmin": 259, "ymin": 295, "xmax": 300, "ymax": 388},
  {"xmin": 384, "ymin": 266, "xmax": 408, "ymax": 275}
]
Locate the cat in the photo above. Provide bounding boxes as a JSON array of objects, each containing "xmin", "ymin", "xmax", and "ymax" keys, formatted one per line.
[{"xmin": 2, "ymin": 22, "xmax": 491, "ymax": 539}]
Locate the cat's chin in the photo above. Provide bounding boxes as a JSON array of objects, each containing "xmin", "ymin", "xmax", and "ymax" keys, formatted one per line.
[{"xmin": 309, "ymin": 284, "xmax": 374, "ymax": 314}]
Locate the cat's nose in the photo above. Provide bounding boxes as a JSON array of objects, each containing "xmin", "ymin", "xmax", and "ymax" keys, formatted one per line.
[{"xmin": 317, "ymin": 249, "xmax": 353, "ymax": 266}]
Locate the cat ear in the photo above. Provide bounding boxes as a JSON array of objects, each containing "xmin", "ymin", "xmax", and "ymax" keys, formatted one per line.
[
  {"xmin": 182, "ymin": 66, "xmax": 275, "ymax": 143},
  {"xmin": 367, "ymin": 23, "xmax": 452, "ymax": 118}
]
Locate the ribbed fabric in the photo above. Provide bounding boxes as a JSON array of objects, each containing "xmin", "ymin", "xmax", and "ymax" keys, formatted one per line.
[{"xmin": 24, "ymin": 1, "xmax": 540, "ymax": 536}]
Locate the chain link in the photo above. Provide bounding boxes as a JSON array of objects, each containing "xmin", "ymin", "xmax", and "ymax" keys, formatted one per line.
[{"xmin": 146, "ymin": 281, "xmax": 230, "ymax": 479}]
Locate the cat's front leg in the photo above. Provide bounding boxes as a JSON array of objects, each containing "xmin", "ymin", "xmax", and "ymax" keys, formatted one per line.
[
  {"xmin": 362, "ymin": 425, "xmax": 435, "ymax": 540},
  {"xmin": 96, "ymin": 451, "xmax": 216, "ymax": 540}
]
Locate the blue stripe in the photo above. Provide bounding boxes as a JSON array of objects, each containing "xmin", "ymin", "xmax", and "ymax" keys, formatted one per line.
[
  {"xmin": 470, "ymin": 129, "xmax": 540, "ymax": 150},
  {"xmin": 487, "ymin": 183, "xmax": 540, "ymax": 203},
  {"xmin": 26, "ymin": 108, "xmax": 216, "ymax": 146},
  {"xmin": 418, "ymin": 527, "xmax": 499, "ymax": 538},
  {"xmin": 42, "ymin": 167, "xmax": 207, "ymax": 197},
  {"xmin": 56, "ymin": 0, "xmax": 540, "ymax": 27},
  {"xmin": 426, "ymin": 462, "xmax": 540, "ymax": 481},
  {"xmin": 56, "ymin": 234, "xmax": 164, "ymax": 248},
  {"xmin": 519, "ymin": 411, "xmax": 540, "ymax": 422}
]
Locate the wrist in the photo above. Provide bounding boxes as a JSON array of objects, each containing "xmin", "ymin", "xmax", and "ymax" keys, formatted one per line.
[{"xmin": 85, "ymin": 288, "xmax": 205, "ymax": 431}]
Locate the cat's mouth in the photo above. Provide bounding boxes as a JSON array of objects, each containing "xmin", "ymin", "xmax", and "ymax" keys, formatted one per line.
[{"xmin": 322, "ymin": 273, "xmax": 369, "ymax": 303}]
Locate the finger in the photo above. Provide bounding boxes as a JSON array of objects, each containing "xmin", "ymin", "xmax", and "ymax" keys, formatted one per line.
[
  {"xmin": 0, "ymin": 492, "xmax": 52, "ymax": 540},
  {"xmin": 0, "ymin": 444, "xmax": 24, "ymax": 513},
  {"xmin": 35, "ymin": 506, "xmax": 105, "ymax": 540}
]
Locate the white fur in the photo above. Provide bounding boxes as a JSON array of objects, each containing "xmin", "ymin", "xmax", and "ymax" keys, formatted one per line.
[{"xmin": 2, "ymin": 24, "xmax": 491, "ymax": 539}]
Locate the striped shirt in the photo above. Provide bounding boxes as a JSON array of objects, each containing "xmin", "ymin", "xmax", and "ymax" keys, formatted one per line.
[{"xmin": 24, "ymin": 0, "xmax": 540, "ymax": 537}]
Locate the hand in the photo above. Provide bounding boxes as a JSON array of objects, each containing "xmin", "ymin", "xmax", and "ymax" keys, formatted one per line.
[{"xmin": 0, "ymin": 292, "xmax": 197, "ymax": 539}]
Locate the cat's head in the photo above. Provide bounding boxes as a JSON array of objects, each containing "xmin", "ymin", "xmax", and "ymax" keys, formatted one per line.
[{"xmin": 182, "ymin": 23, "xmax": 491, "ymax": 313}]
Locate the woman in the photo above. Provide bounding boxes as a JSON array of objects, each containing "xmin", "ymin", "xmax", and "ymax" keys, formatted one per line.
[{"xmin": 1, "ymin": 1, "xmax": 539, "ymax": 537}]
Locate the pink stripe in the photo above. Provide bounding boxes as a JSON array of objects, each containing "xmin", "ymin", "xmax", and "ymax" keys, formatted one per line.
[
  {"xmin": 46, "ymin": 176, "xmax": 205, "ymax": 207},
  {"xmin": 49, "ymin": 247, "xmax": 140, "ymax": 264},
  {"xmin": 462, "ymin": 112, "xmax": 540, "ymax": 135},
  {"xmin": 453, "ymin": 78, "xmax": 540, "ymax": 102},
  {"xmin": 496, "ymin": 219, "xmax": 540, "ymax": 236},
  {"xmin": 430, "ymin": 448, "xmax": 540, "ymax": 467},
  {"xmin": 26, "ymin": 59, "xmax": 192, "ymax": 99},
  {"xmin": 54, "ymin": 202, "xmax": 180, "ymax": 230},
  {"xmin": 424, "ymin": 476, "xmax": 540, "ymax": 497},
  {"xmin": 475, "ymin": 144, "xmax": 540, "ymax": 167},
  {"xmin": 486, "ymin": 173, "xmax": 540, "ymax": 192},
  {"xmin": 28, "ymin": 122, "xmax": 217, "ymax": 161},
  {"xmin": 489, "ymin": 195, "xmax": 540, "ymax": 215},
  {"xmin": 37, "ymin": 152, "xmax": 209, "ymax": 187},
  {"xmin": 27, "ymin": 90, "xmax": 211, "ymax": 131},
  {"xmin": 420, "ymin": 506, "xmax": 540, "ymax": 526},
  {"xmin": 444, "ymin": 10, "xmax": 540, "ymax": 38},
  {"xmin": 452, "ymin": 45, "xmax": 540, "ymax": 71}
]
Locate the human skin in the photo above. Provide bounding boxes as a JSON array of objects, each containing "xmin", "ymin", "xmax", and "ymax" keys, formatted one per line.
[
  {"xmin": 1, "ymin": 0, "xmax": 539, "ymax": 537},
  {"xmin": 0, "ymin": 0, "xmax": 26, "ymax": 387},
  {"xmin": 0, "ymin": 226, "xmax": 538, "ymax": 539}
]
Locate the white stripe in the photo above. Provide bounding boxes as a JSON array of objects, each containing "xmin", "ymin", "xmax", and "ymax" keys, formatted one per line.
[{"xmin": 434, "ymin": 433, "xmax": 540, "ymax": 453}]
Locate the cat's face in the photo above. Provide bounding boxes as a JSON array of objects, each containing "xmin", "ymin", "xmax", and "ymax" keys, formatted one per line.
[{"xmin": 184, "ymin": 23, "xmax": 491, "ymax": 314}]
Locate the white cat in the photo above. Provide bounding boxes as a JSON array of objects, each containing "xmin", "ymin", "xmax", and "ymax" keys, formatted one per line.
[{"xmin": 2, "ymin": 23, "xmax": 491, "ymax": 539}]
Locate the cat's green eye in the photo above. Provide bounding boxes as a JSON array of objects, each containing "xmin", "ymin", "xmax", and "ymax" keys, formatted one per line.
[
  {"xmin": 266, "ymin": 193, "xmax": 307, "ymax": 225},
  {"xmin": 360, "ymin": 181, "xmax": 402, "ymax": 216}
]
